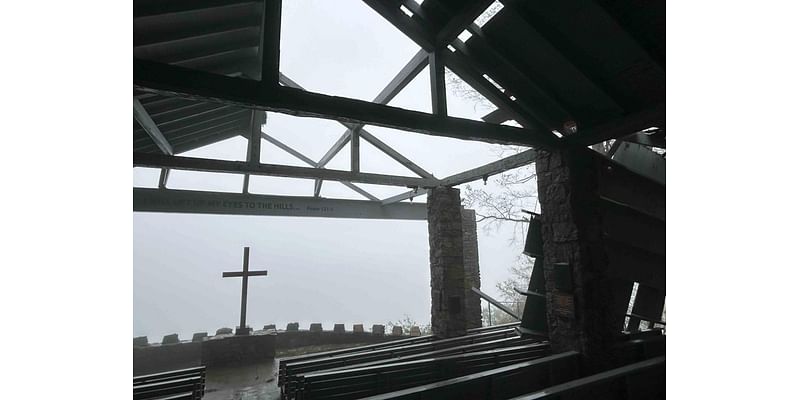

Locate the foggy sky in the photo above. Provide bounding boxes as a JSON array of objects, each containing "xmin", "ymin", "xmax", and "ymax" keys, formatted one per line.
[{"xmin": 133, "ymin": 0, "xmax": 534, "ymax": 341}]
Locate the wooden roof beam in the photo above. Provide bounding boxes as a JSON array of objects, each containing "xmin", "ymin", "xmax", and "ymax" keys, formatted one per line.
[
  {"xmin": 458, "ymin": 23, "xmax": 575, "ymax": 130},
  {"xmin": 443, "ymin": 48, "xmax": 547, "ymax": 131},
  {"xmin": 134, "ymin": 58, "xmax": 560, "ymax": 148},
  {"xmin": 258, "ymin": 0, "xmax": 281, "ymax": 86},
  {"xmin": 494, "ymin": 0, "xmax": 634, "ymax": 110},
  {"xmin": 433, "ymin": 0, "xmax": 497, "ymax": 48},
  {"xmin": 561, "ymin": 103, "xmax": 666, "ymax": 148},
  {"xmin": 134, "ymin": 0, "xmax": 257, "ymax": 19},
  {"xmin": 362, "ymin": 0, "xmax": 435, "ymax": 51},
  {"xmin": 259, "ymin": 133, "xmax": 379, "ymax": 200},
  {"xmin": 383, "ymin": 148, "xmax": 536, "ymax": 204},
  {"xmin": 134, "ymin": 152, "xmax": 439, "ymax": 188}
]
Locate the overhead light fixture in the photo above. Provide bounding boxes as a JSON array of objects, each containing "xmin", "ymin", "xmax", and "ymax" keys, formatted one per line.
[{"xmin": 563, "ymin": 120, "xmax": 578, "ymax": 135}]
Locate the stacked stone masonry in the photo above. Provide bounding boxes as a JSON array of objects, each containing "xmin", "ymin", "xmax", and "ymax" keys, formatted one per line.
[
  {"xmin": 427, "ymin": 187, "xmax": 468, "ymax": 338},
  {"xmin": 133, "ymin": 325, "xmax": 410, "ymax": 375},
  {"xmin": 534, "ymin": 148, "xmax": 628, "ymax": 372},
  {"xmin": 461, "ymin": 208, "xmax": 482, "ymax": 330}
]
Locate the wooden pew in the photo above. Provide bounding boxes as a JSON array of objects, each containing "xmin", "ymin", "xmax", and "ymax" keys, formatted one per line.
[
  {"xmin": 314, "ymin": 337, "xmax": 538, "ymax": 375},
  {"xmin": 133, "ymin": 366, "xmax": 206, "ymax": 400},
  {"xmin": 285, "ymin": 337, "xmax": 536, "ymax": 398},
  {"xmin": 285, "ymin": 337, "xmax": 537, "ymax": 398},
  {"xmin": 281, "ymin": 328, "xmax": 520, "ymax": 388},
  {"xmin": 357, "ymin": 351, "xmax": 582, "ymax": 400},
  {"xmin": 466, "ymin": 322, "xmax": 521, "ymax": 334},
  {"xmin": 279, "ymin": 323, "xmax": 520, "ymax": 387},
  {"xmin": 295, "ymin": 343, "xmax": 551, "ymax": 400},
  {"xmin": 615, "ymin": 331, "xmax": 666, "ymax": 367},
  {"xmin": 279, "ymin": 335, "xmax": 436, "ymax": 387},
  {"xmin": 506, "ymin": 356, "xmax": 665, "ymax": 400}
]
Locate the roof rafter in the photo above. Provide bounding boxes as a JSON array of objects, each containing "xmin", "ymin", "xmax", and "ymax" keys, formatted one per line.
[
  {"xmin": 589, "ymin": 0, "xmax": 665, "ymax": 70},
  {"xmin": 134, "ymin": 152, "xmax": 438, "ymax": 188},
  {"xmin": 259, "ymin": 133, "xmax": 379, "ymax": 201},
  {"xmin": 443, "ymin": 49, "xmax": 543, "ymax": 131},
  {"xmin": 362, "ymin": 0, "xmax": 435, "ymax": 51},
  {"xmin": 133, "ymin": 0, "xmax": 257, "ymax": 19},
  {"xmin": 258, "ymin": 0, "xmax": 281, "ymax": 85},
  {"xmin": 357, "ymin": 129, "xmax": 435, "ymax": 179},
  {"xmin": 561, "ymin": 103, "xmax": 666, "ymax": 147},
  {"xmin": 383, "ymin": 148, "xmax": 537, "ymax": 204},
  {"xmin": 457, "ymin": 24, "xmax": 574, "ymax": 130},
  {"xmin": 134, "ymin": 98, "xmax": 174, "ymax": 155},
  {"xmin": 497, "ymin": 0, "xmax": 648, "ymax": 110},
  {"xmin": 278, "ymin": 49, "xmax": 432, "ymax": 190},
  {"xmin": 134, "ymin": 59, "xmax": 559, "ymax": 147},
  {"xmin": 433, "ymin": 0, "xmax": 497, "ymax": 47},
  {"xmin": 428, "ymin": 48, "xmax": 447, "ymax": 116}
]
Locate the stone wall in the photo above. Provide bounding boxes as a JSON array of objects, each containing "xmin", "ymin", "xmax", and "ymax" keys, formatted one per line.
[
  {"xmin": 427, "ymin": 187, "xmax": 467, "ymax": 338},
  {"xmin": 134, "ymin": 341, "xmax": 202, "ymax": 375},
  {"xmin": 133, "ymin": 323, "xmax": 410, "ymax": 374},
  {"xmin": 201, "ymin": 332, "xmax": 276, "ymax": 367},
  {"xmin": 275, "ymin": 330, "xmax": 399, "ymax": 349},
  {"xmin": 461, "ymin": 209, "xmax": 482, "ymax": 330}
]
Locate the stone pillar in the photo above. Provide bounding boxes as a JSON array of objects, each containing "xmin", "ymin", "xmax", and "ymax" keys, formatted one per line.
[
  {"xmin": 535, "ymin": 148, "xmax": 619, "ymax": 371},
  {"xmin": 427, "ymin": 187, "xmax": 467, "ymax": 338},
  {"xmin": 461, "ymin": 208, "xmax": 482, "ymax": 329}
]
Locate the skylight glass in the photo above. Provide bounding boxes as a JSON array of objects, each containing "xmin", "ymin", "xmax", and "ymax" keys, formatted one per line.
[{"xmin": 474, "ymin": 0, "xmax": 504, "ymax": 27}]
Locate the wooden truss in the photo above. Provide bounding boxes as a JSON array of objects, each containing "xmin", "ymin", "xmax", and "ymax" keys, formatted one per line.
[{"xmin": 133, "ymin": 0, "xmax": 665, "ymax": 218}]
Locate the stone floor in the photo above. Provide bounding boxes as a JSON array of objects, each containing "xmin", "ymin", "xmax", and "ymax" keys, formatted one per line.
[
  {"xmin": 203, "ymin": 359, "xmax": 281, "ymax": 400},
  {"xmin": 197, "ymin": 343, "xmax": 376, "ymax": 399}
]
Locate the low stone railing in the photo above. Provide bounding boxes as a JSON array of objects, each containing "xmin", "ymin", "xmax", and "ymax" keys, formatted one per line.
[
  {"xmin": 133, "ymin": 322, "xmax": 423, "ymax": 347},
  {"xmin": 133, "ymin": 323, "xmax": 421, "ymax": 375}
]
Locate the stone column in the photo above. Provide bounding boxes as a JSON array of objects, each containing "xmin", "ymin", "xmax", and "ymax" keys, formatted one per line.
[
  {"xmin": 461, "ymin": 208, "xmax": 482, "ymax": 329},
  {"xmin": 534, "ymin": 148, "xmax": 620, "ymax": 371},
  {"xmin": 427, "ymin": 187, "xmax": 467, "ymax": 338}
]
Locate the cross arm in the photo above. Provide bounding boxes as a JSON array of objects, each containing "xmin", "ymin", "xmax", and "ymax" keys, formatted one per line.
[{"xmin": 223, "ymin": 270, "xmax": 268, "ymax": 278}]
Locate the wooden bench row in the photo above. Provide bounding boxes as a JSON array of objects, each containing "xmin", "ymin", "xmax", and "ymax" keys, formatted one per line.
[
  {"xmin": 507, "ymin": 356, "xmax": 665, "ymax": 400},
  {"xmin": 283, "ymin": 336, "xmax": 538, "ymax": 398},
  {"xmin": 316, "ymin": 336, "xmax": 538, "ymax": 375},
  {"xmin": 280, "ymin": 327, "xmax": 520, "ymax": 388},
  {"xmin": 293, "ymin": 343, "xmax": 551, "ymax": 400},
  {"xmin": 352, "ymin": 345, "xmax": 665, "ymax": 400},
  {"xmin": 278, "ymin": 322, "xmax": 519, "ymax": 384},
  {"xmin": 279, "ymin": 335, "xmax": 435, "ymax": 378},
  {"xmin": 464, "ymin": 322, "xmax": 521, "ymax": 334},
  {"xmin": 359, "ymin": 351, "xmax": 582, "ymax": 400},
  {"xmin": 133, "ymin": 366, "xmax": 205, "ymax": 400}
]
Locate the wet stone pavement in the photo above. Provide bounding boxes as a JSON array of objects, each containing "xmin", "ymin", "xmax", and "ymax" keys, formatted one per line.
[{"xmin": 203, "ymin": 359, "xmax": 281, "ymax": 400}]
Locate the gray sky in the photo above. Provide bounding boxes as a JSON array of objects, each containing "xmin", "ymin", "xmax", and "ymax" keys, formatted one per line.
[{"xmin": 133, "ymin": 0, "xmax": 534, "ymax": 340}]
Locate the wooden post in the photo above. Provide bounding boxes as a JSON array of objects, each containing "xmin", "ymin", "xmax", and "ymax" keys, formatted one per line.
[{"xmin": 429, "ymin": 48, "xmax": 447, "ymax": 116}]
